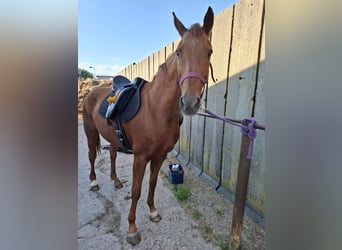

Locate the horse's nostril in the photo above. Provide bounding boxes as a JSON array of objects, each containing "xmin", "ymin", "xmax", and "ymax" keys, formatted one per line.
[
  {"xmin": 180, "ymin": 96, "xmax": 186, "ymax": 106},
  {"xmin": 196, "ymin": 97, "xmax": 200, "ymax": 106},
  {"xmin": 179, "ymin": 95, "xmax": 201, "ymax": 115}
]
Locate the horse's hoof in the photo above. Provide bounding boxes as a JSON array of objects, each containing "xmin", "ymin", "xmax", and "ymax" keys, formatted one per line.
[
  {"xmin": 90, "ymin": 180, "xmax": 99, "ymax": 191},
  {"xmin": 126, "ymin": 231, "xmax": 141, "ymax": 245},
  {"xmin": 114, "ymin": 181, "xmax": 123, "ymax": 189},
  {"xmin": 149, "ymin": 211, "xmax": 161, "ymax": 223}
]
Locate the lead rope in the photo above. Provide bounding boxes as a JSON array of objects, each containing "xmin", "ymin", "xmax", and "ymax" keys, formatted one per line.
[
  {"xmin": 209, "ymin": 63, "xmax": 217, "ymax": 83},
  {"xmin": 199, "ymin": 106, "xmax": 258, "ymax": 160},
  {"xmin": 201, "ymin": 62, "xmax": 216, "ymax": 97}
]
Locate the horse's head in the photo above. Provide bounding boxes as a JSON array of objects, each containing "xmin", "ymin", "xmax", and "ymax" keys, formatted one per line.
[{"xmin": 173, "ymin": 7, "xmax": 214, "ymax": 115}]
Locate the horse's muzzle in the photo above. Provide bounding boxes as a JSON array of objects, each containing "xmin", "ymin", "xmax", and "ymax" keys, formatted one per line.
[{"xmin": 179, "ymin": 94, "xmax": 201, "ymax": 115}]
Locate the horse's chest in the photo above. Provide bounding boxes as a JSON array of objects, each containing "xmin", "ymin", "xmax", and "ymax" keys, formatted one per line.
[{"xmin": 153, "ymin": 128, "xmax": 179, "ymax": 152}]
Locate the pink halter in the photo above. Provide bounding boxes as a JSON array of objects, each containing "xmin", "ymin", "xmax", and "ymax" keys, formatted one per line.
[{"xmin": 178, "ymin": 72, "xmax": 208, "ymax": 86}]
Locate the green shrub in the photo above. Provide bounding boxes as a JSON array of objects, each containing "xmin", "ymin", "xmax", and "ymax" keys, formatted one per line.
[
  {"xmin": 172, "ymin": 184, "xmax": 191, "ymax": 201},
  {"xmin": 192, "ymin": 209, "xmax": 202, "ymax": 219},
  {"xmin": 79, "ymin": 68, "xmax": 94, "ymax": 79}
]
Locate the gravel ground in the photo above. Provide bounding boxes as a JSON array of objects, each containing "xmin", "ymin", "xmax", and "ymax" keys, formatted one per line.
[{"xmin": 78, "ymin": 120, "xmax": 265, "ymax": 249}]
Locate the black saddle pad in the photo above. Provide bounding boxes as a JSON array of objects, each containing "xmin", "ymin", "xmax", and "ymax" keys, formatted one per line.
[{"xmin": 99, "ymin": 77, "xmax": 146, "ymax": 122}]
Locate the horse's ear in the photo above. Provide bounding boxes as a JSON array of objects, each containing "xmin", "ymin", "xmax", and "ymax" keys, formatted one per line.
[
  {"xmin": 203, "ymin": 6, "xmax": 214, "ymax": 35},
  {"xmin": 173, "ymin": 12, "xmax": 187, "ymax": 37}
]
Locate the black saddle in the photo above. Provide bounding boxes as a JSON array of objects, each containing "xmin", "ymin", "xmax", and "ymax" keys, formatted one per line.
[
  {"xmin": 98, "ymin": 75, "xmax": 182, "ymax": 153},
  {"xmin": 99, "ymin": 75, "xmax": 147, "ymax": 122}
]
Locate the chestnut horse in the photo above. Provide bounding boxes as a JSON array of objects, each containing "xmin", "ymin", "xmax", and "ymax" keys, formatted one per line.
[{"xmin": 82, "ymin": 7, "xmax": 214, "ymax": 245}]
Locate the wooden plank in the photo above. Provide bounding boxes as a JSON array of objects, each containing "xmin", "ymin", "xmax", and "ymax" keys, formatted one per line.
[
  {"xmin": 132, "ymin": 63, "xmax": 138, "ymax": 79},
  {"xmin": 117, "ymin": 69, "xmax": 123, "ymax": 76},
  {"xmin": 140, "ymin": 58, "xmax": 145, "ymax": 80},
  {"xmin": 247, "ymin": 17, "xmax": 265, "ymax": 215},
  {"xmin": 147, "ymin": 56, "xmax": 151, "ymax": 81},
  {"xmin": 136, "ymin": 60, "xmax": 141, "ymax": 78},
  {"xmin": 139, "ymin": 59, "xmax": 144, "ymax": 78},
  {"xmin": 141, "ymin": 57, "xmax": 149, "ymax": 81},
  {"xmin": 126, "ymin": 65, "xmax": 132, "ymax": 80},
  {"xmin": 190, "ymin": 111, "xmax": 205, "ymax": 169},
  {"xmin": 208, "ymin": 7, "xmax": 233, "ymax": 87},
  {"xmin": 179, "ymin": 115, "xmax": 191, "ymax": 162},
  {"xmin": 202, "ymin": 6, "xmax": 234, "ymax": 180},
  {"xmin": 173, "ymin": 38, "xmax": 181, "ymax": 52},
  {"xmin": 165, "ymin": 42, "xmax": 174, "ymax": 60},
  {"xmin": 150, "ymin": 47, "xmax": 165, "ymax": 79},
  {"xmin": 151, "ymin": 51, "xmax": 159, "ymax": 78},
  {"xmin": 202, "ymin": 82, "xmax": 226, "ymax": 179},
  {"xmin": 129, "ymin": 64, "xmax": 133, "ymax": 80},
  {"xmin": 222, "ymin": 0, "xmax": 264, "ymax": 192},
  {"xmin": 159, "ymin": 47, "xmax": 166, "ymax": 65}
]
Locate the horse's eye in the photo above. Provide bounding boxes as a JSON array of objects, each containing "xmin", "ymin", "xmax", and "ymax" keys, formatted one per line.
[{"xmin": 176, "ymin": 50, "xmax": 181, "ymax": 58}]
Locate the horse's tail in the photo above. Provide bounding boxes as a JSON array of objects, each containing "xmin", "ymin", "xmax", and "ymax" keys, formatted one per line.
[
  {"xmin": 83, "ymin": 94, "xmax": 101, "ymax": 156},
  {"xmin": 95, "ymin": 133, "xmax": 101, "ymax": 156}
]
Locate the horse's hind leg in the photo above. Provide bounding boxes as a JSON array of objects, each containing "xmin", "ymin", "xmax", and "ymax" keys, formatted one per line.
[
  {"xmin": 83, "ymin": 106, "xmax": 101, "ymax": 191},
  {"xmin": 110, "ymin": 144, "xmax": 123, "ymax": 188},
  {"xmin": 147, "ymin": 154, "xmax": 166, "ymax": 223},
  {"xmin": 86, "ymin": 131, "xmax": 101, "ymax": 191}
]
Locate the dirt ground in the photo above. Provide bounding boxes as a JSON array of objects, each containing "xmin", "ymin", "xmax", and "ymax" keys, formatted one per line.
[{"xmin": 78, "ymin": 120, "xmax": 265, "ymax": 249}]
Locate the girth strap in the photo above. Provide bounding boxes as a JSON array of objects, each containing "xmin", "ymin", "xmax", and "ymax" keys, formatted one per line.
[{"xmin": 115, "ymin": 120, "xmax": 132, "ymax": 153}]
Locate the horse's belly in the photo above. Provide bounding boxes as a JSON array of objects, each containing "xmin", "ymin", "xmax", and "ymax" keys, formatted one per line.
[{"xmin": 92, "ymin": 111, "xmax": 121, "ymax": 145}]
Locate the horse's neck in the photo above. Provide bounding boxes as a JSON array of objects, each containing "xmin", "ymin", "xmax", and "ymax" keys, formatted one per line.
[{"xmin": 148, "ymin": 55, "xmax": 180, "ymax": 114}]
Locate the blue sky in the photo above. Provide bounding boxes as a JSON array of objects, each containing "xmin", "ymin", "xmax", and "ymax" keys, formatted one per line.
[{"xmin": 78, "ymin": 0, "xmax": 238, "ymax": 76}]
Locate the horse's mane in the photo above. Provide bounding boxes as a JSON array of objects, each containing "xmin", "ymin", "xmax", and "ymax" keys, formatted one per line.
[{"xmin": 151, "ymin": 52, "xmax": 176, "ymax": 82}]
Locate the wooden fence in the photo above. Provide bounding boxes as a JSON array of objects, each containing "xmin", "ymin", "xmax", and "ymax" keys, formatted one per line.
[{"xmin": 118, "ymin": 0, "xmax": 265, "ymax": 219}]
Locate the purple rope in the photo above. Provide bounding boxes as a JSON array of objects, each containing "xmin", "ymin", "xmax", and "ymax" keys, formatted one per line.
[
  {"xmin": 201, "ymin": 108, "xmax": 243, "ymax": 128},
  {"xmin": 199, "ymin": 107, "xmax": 257, "ymax": 159},
  {"xmin": 240, "ymin": 118, "xmax": 257, "ymax": 159}
]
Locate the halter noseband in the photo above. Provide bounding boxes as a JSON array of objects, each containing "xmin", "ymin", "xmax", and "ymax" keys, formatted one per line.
[{"xmin": 178, "ymin": 72, "xmax": 208, "ymax": 86}]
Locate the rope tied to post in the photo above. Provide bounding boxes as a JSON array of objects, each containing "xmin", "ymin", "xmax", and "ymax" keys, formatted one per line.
[
  {"xmin": 240, "ymin": 118, "xmax": 257, "ymax": 159},
  {"xmin": 198, "ymin": 106, "xmax": 263, "ymax": 160}
]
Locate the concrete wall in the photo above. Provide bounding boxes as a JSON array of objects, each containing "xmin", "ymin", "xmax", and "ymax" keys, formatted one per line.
[{"xmin": 117, "ymin": 0, "xmax": 265, "ymax": 218}]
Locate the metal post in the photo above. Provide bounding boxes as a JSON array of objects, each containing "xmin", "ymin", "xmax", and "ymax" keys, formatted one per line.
[
  {"xmin": 229, "ymin": 119, "xmax": 252, "ymax": 250},
  {"xmin": 89, "ymin": 66, "xmax": 97, "ymax": 80}
]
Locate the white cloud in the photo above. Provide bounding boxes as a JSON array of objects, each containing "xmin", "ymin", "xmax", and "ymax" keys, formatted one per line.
[
  {"xmin": 111, "ymin": 56, "xmax": 121, "ymax": 62},
  {"xmin": 95, "ymin": 64, "xmax": 125, "ymax": 76},
  {"xmin": 78, "ymin": 61, "xmax": 91, "ymax": 69},
  {"xmin": 78, "ymin": 62, "xmax": 125, "ymax": 76}
]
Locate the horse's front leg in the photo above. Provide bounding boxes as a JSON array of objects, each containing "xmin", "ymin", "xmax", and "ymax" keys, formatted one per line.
[
  {"xmin": 109, "ymin": 144, "xmax": 123, "ymax": 188},
  {"xmin": 126, "ymin": 154, "xmax": 147, "ymax": 245},
  {"xmin": 147, "ymin": 154, "xmax": 166, "ymax": 223}
]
